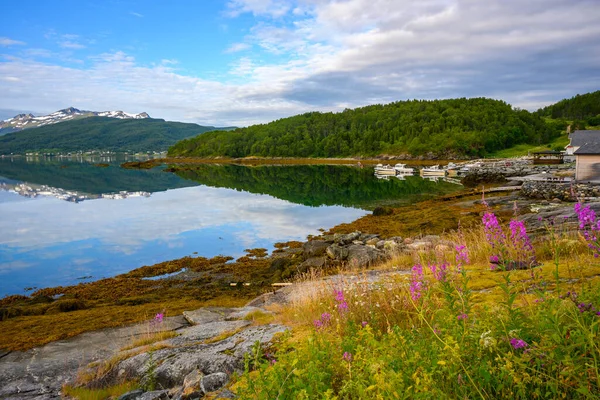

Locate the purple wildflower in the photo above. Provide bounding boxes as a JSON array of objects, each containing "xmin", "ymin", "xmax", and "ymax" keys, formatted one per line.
[
  {"xmin": 361, "ymin": 321, "xmax": 368, "ymax": 328},
  {"xmin": 455, "ymin": 245, "xmax": 470, "ymax": 269},
  {"xmin": 429, "ymin": 262, "xmax": 449, "ymax": 282},
  {"xmin": 482, "ymin": 212, "xmax": 506, "ymax": 247},
  {"xmin": 509, "ymin": 219, "xmax": 537, "ymax": 266},
  {"xmin": 321, "ymin": 312, "xmax": 331, "ymax": 323},
  {"xmin": 457, "ymin": 313, "xmax": 468, "ymax": 321},
  {"xmin": 154, "ymin": 313, "xmax": 164, "ymax": 323},
  {"xmin": 334, "ymin": 290, "xmax": 349, "ymax": 313},
  {"xmin": 510, "ymin": 338, "xmax": 529, "ymax": 349},
  {"xmin": 574, "ymin": 202, "xmax": 600, "ymax": 256},
  {"xmin": 313, "ymin": 319, "xmax": 323, "ymax": 329},
  {"xmin": 410, "ymin": 264, "xmax": 425, "ymax": 301},
  {"xmin": 342, "ymin": 352, "xmax": 353, "ymax": 362}
]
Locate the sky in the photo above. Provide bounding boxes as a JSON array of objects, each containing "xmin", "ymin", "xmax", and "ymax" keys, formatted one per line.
[{"xmin": 1, "ymin": 0, "xmax": 599, "ymax": 127}]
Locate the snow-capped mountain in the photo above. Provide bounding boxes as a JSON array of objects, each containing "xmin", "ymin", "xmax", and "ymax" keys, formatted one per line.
[{"xmin": 0, "ymin": 107, "xmax": 150, "ymax": 133}]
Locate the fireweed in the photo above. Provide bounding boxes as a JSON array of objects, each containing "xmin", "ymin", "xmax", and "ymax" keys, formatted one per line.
[
  {"xmin": 574, "ymin": 202, "xmax": 600, "ymax": 256},
  {"xmin": 483, "ymin": 210, "xmax": 537, "ymax": 271},
  {"xmin": 237, "ymin": 208, "xmax": 600, "ymax": 399}
]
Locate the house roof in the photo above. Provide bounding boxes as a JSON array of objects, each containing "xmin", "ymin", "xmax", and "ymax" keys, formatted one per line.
[
  {"xmin": 574, "ymin": 142, "xmax": 600, "ymax": 155},
  {"xmin": 569, "ymin": 130, "xmax": 600, "ymax": 147}
]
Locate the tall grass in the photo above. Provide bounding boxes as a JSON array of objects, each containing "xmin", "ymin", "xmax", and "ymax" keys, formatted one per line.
[{"xmin": 234, "ymin": 203, "xmax": 600, "ymax": 399}]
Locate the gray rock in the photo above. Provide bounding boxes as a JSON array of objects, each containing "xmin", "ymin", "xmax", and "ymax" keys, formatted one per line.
[
  {"xmin": 297, "ymin": 256, "xmax": 327, "ymax": 272},
  {"xmin": 183, "ymin": 308, "xmax": 228, "ymax": 325},
  {"xmin": 201, "ymin": 372, "xmax": 229, "ymax": 394},
  {"xmin": 383, "ymin": 240, "xmax": 400, "ymax": 252},
  {"xmin": 170, "ymin": 320, "xmax": 251, "ymax": 345},
  {"xmin": 0, "ymin": 316, "xmax": 188, "ymax": 399},
  {"xmin": 183, "ymin": 370, "xmax": 203, "ymax": 392},
  {"xmin": 117, "ymin": 389, "xmax": 144, "ymax": 400},
  {"xmin": 302, "ymin": 240, "xmax": 331, "ymax": 257},
  {"xmin": 138, "ymin": 390, "xmax": 169, "ymax": 400},
  {"xmin": 333, "ymin": 232, "xmax": 361, "ymax": 245},
  {"xmin": 365, "ymin": 238, "xmax": 379, "ymax": 246},
  {"xmin": 326, "ymin": 244, "xmax": 348, "ymax": 260},
  {"xmin": 225, "ymin": 307, "xmax": 270, "ymax": 321},
  {"xmin": 346, "ymin": 244, "xmax": 384, "ymax": 268},
  {"xmin": 215, "ymin": 388, "xmax": 237, "ymax": 398}
]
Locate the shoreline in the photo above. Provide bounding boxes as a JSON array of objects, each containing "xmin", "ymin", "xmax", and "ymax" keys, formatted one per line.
[{"xmin": 0, "ymin": 158, "xmax": 582, "ymax": 352}]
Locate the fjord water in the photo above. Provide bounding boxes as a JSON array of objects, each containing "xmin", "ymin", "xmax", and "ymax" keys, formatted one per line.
[{"xmin": 0, "ymin": 157, "xmax": 461, "ymax": 297}]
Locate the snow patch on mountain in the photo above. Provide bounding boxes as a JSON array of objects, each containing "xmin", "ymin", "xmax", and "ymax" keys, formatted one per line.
[{"xmin": 0, "ymin": 107, "xmax": 150, "ymax": 132}]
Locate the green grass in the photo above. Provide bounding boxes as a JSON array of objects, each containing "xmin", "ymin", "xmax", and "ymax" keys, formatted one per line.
[
  {"xmin": 62, "ymin": 381, "xmax": 138, "ymax": 400},
  {"xmin": 488, "ymin": 134, "xmax": 570, "ymax": 158}
]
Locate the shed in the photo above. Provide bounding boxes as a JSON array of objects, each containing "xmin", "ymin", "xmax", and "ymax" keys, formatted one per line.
[
  {"xmin": 574, "ymin": 143, "xmax": 600, "ymax": 182},
  {"xmin": 532, "ymin": 150, "xmax": 563, "ymax": 165}
]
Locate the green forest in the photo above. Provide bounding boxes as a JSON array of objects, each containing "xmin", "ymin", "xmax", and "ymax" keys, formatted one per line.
[
  {"xmin": 0, "ymin": 117, "xmax": 232, "ymax": 154},
  {"xmin": 536, "ymin": 90, "xmax": 600, "ymax": 124},
  {"xmin": 168, "ymin": 97, "xmax": 562, "ymax": 158}
]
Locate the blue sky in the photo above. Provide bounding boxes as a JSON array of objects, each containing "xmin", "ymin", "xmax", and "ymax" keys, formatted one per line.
[{"xmin": 1, "ymin": 0, "xmax": 599, "ymax": 126}]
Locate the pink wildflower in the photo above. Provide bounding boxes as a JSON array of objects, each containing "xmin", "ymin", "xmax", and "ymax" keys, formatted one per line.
[
  {"xmin": 510, "ymin": 338, "xmax": 529, "ymax": 349},
  {"xmin": 410, "ymin": 264, "xmax": 425, "ymax": 301},
  {"xmin": 342, "ymin": 352, "xmax": 353, "ymax": 362}
]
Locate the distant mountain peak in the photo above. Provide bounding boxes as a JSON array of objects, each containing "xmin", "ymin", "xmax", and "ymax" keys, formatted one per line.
[{"xmin": 0, "ymin": 108, "xmax": 151, "ymax": 133}]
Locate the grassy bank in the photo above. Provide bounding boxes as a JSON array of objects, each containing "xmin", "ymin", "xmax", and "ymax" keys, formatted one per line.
[{"xmin": 234, "ymin": 203, "xmax": 600, "ymax": 398}]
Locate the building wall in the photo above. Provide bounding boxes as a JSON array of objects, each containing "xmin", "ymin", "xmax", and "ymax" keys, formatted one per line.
[{"xmin": 576, "ymin": 155, "xmax": 600, "ymax": 181}]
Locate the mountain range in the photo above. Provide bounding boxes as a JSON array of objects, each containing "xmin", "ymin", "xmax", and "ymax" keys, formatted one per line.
[
  {"xmin": 0, "ymin": 107, "xmax": 150, "ymax": 135},
  {"xmin": 0, "ymin": 113, "xmax": 234, "ymax": 154}
]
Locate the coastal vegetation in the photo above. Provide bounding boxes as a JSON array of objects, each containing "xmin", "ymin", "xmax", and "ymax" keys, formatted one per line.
[
  {"xmin": 168, "ymin": 97, "xmax": 559, "ymax": 159},
  {"xmin": 536, "ymin": 90, "xmax": 600, "ymax": 122},
  {"xmin": 234, "ymin": 202, "xmax": 600, "ymax": 399},
  {"xmin": 0, "ymin": 117, "xmax": 232, "ymax": 154}
]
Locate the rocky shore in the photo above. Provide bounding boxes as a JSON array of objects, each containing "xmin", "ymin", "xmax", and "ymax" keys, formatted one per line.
[{"xmin": 4, "ymin": 157, "xmax": 600, "ymax": 399}]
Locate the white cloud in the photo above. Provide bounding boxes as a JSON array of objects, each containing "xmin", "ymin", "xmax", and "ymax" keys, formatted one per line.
[
  {"xmin": 0, "ymin": 37, "xmax": 25, "ymax": 47},
  {"xmin": 225, "ymin": 42, "xmax": 251, "ymax": 53},
  {"xmin": 226, "ymin": 0, "xmax": 292, "ymax": 18},
  {"xmin": 1, "ymin": 0, "xmax": 599, "ymax": 126},
  {"xmin": 130, "ymin": 11, "xmax": 144, "ymax": 18},
  {"xmin": 59, "ymin": 41, "xmax": 86, "ymax": 50}
]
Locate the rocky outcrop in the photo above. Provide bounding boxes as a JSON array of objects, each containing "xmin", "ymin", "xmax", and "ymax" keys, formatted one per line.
[
  {"xmin": 461, "ymin": 162, "xmax": 567, "ymax": 187},
  {"xmin": 0, "ymin": 306, "xmax": 285, "ymax": 399},
  {"xmin": 521, "ymin": 181, "xmax": 600, "ymax": 201}
]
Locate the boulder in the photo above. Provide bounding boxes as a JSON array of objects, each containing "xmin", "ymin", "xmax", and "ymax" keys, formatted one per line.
[
  {"xmin": 326, "ymin": 244, "xmax": 348, "ymax": 260},
  {"xmin": 346, "ymin": 245, "xmax": 384, "ymax": 268},
  {"xmin": 138, "ymin": 390, "xmax": 169, "ymax": 400},
  {"xmin": 297, "ymin": 257, "xmax": 327, "ymax": 272},
  {"xmin": 302, "ymin": 240, "xmax": 331, "ymax": 258},
  {"xmin": 201, "ymin": 372, "xmax": 229, "ymax": 394},
  {"xmin": 333, "ymin": 232, "xmax": 361, "ymax": 245},
  {"xmin": 182, "ymin": 370, "xmax": 203, "ymax": 393}
]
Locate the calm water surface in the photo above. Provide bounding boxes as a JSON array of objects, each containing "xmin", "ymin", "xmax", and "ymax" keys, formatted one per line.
[{"xmin": 0, "ymin": 157, "xmax": 461, "ymax": 296}]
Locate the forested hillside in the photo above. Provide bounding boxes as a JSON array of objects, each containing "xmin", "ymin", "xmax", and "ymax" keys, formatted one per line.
[
  {"xmin": 0, "ymin": 117, "xmax": 232, "ymax": 154},
  {"xmin": 536, "ymin": 90, "xmax": 600, "ymax": 122},
  {"xmin": 168, "ymin": 98, "xmax": 557, "ymax": 158}
]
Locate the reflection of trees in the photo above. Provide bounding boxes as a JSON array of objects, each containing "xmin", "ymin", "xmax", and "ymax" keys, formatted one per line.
[
  {"xmin": 173, "ymin": 164, "xmax": 460, "ymax": 209},
  {"xmin": 0, "ymin": 158, "xmax": 195, "ymax": 194}
]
